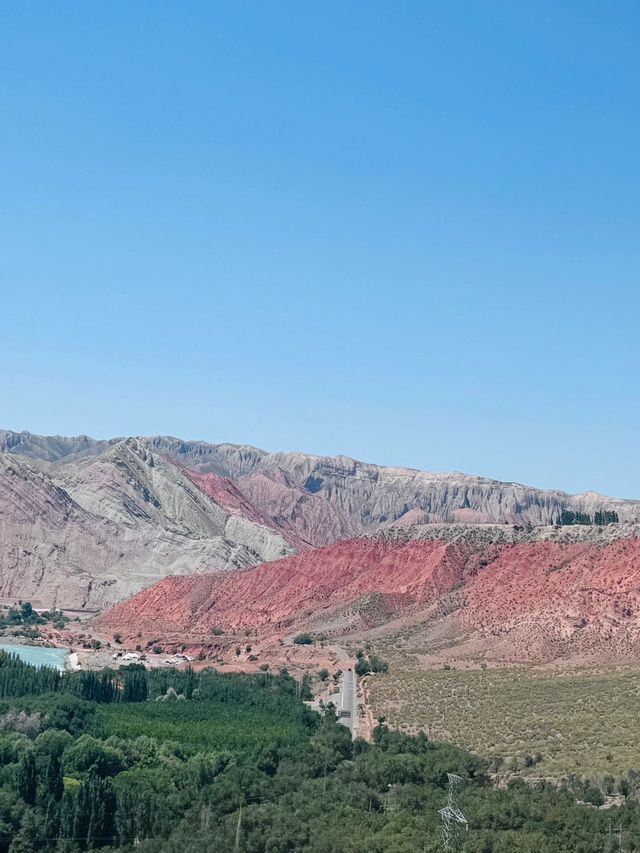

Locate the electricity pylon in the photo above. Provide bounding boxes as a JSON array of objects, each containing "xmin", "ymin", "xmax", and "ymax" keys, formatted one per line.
[{"xmin": 438, "ymin": 773, "xmax": 468, "ymax": 850}]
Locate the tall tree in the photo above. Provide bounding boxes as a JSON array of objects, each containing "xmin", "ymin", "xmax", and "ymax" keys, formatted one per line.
[
  {"xmin": 45, "ymin": 754, "xmax": 64, "ymax": 802},
  {"xmin": 17, "ymin": 752, "xmax": 37, "ymax": 806}
]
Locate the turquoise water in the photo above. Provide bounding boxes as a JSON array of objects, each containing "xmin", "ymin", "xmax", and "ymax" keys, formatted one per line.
[{"xmin": 0, "ymin": 643, "xmax": 69, "ymax": 670}]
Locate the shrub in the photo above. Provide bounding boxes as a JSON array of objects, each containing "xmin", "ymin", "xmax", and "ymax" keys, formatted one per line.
[{"xmin": 355, "ymin": 654, "xmax": 388, "ymax": 676}]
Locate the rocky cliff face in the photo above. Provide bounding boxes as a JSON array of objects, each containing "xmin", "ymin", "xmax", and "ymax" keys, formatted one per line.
[
  {"xmin": 0, "ymin": 439, "xmax": 292, "ymax": 609},
  {"xmin": 148, "ymin": 439, "xmax": 640, "ymax": 544}
]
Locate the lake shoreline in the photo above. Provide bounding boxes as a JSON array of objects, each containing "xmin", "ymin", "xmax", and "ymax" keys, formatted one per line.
[{"xmin": 0, "ymin": 641, "xmax": 70, "ymax": 671}]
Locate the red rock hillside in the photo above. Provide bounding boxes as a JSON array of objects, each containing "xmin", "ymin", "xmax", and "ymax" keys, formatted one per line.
[
  {"xmin": 99, "ymin": 535, "xmax": 640, "ymax": 664},
  {"xmin": 98, "ymin": 538, "xmax": 468, "ymax": 637},
  {"xmin": 453, "ymin": 539, "xmax": 640, "ymax": 662}
]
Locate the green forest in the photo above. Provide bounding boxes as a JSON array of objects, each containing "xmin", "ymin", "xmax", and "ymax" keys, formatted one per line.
[{"xmin": 0, "ymin": 651, "xmax": 638, "ymax": 852}]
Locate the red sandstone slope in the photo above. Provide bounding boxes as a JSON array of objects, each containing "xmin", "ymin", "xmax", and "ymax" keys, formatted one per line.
[
  {"xmin": 465, "ymin": 540, "xmax": 640, "ymax": 628},
  {"xmin": 451, "ymin": 539, "xmax": 640, "ymax": 661},
  {"xmin": 99, "ymin": 538, "xmax": 468, "ymax": 636},
  {"xmin": 99, "ymin": 536, "xmax": 640, "ymax": 663},
  {"xmin": 183, "ymin": 469, "xmax": 310, "ymax": 550}
]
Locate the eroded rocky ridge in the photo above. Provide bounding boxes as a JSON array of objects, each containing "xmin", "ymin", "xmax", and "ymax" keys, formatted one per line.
[
  {"xmin": 5, "ymin": 430, "xmax": 639, "ymax": 543},
  {"xmin": 145, "ymin": 437, "xmax": 640, "ymax": 540},
  {"xmin": 0, "ymin": 439, "xmax": 292, "ymax": 609}
]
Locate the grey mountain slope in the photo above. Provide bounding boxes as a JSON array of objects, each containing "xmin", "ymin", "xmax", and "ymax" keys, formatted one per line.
[
  {"xmin": 0, "ymin": 430, "xmax": 119, "ymax": 463},
  {"xmin": 53, "ymin": 438, "xmax": 290, "ymax": 563},
  {"xmin": 4, "ymin": 431, "xmax": 640, "ymax": 547},
  {"xmin": 0, "ymin": 441, "xmax": 292, "ymax": 609},
  {"xmin": 143, "ymin": 437, "xmax": 640, "ymax": 540},
  {"xmin": 52, "ymin": 438, "xmax": 229, "ymax": 536}
]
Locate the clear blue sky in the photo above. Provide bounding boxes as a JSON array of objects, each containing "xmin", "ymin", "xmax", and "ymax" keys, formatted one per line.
[{"xmin": 1, "ymin": 2, "xmax": 638, "ymax": 497}]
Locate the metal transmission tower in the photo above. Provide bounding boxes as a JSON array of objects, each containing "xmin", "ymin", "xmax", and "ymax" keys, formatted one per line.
[{"xmin": 438, "ymin": 773, "xmax": 468, "ymax": 850}]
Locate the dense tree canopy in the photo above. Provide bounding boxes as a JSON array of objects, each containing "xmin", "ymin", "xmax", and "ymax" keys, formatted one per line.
[{"xmin": 0, "ymin": 651, "xmax": 637, "ymax": 851}]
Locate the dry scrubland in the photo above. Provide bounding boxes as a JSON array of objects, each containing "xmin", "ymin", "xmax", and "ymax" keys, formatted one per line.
[{"xmin": 367, "ymin": 656, "xmax": 640, "ymax": 779}]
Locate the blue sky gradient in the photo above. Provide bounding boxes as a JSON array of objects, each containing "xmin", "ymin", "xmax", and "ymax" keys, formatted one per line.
[{"xmin": 1, "ymin": 2, "xmax": 638, "ymax": 496}]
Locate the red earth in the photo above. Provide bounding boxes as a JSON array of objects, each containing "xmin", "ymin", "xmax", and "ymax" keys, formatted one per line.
[
  {"xmin": 99, "ymin": 536, "xmax": 640, "ymax": 664},
  {"xmin": 99, "ymin": 538, "xmax": 465, "ymax": 635}
]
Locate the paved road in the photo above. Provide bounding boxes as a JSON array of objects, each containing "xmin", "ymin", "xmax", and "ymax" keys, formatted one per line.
[{"xmin": 337, "ymin": 669, "xmax": 357, "ymax": 737}]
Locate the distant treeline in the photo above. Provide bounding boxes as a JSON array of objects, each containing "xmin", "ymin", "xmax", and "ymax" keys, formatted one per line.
[
  {"xmin": 0, "ymin": 652, "xmax": 312, "ymax": 706},
  {"xmin": 558, "ymin": 509, "xmax": 619, "ymax": 526},
  {"xmin": 0, "ymin": 654, "xmax": 149, "ymax": 703},
  {"xmin": 0, "ymin": 651, "xmax": 62, "ymax": 698}
]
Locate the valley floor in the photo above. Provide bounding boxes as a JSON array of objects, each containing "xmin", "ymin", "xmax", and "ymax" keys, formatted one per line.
[{"xmin": 367, "ymin": 658, "xmax": 640, "ymax": 779}]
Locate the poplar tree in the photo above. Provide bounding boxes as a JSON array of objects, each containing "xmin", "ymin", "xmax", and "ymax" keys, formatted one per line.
[
  {"xmin": 17, "ymin": 752, "xmax": 37, "ymax": 806},
  {"xmin": 45, "ymin": 754, "xmax": 64, "ymax": 802}
]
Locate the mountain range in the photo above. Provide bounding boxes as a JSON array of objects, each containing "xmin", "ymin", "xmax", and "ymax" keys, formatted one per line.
[{"xmin": 1, "ymin": 429, "xmax": 639, "ymax": 617}]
